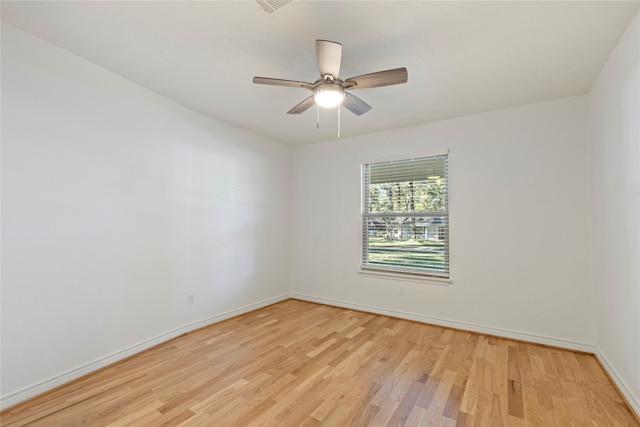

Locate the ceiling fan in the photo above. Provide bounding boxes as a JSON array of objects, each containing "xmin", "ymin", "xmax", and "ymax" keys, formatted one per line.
[{"xmin": 252, "ymin": 40, "xmax": 408, "ymax": 116}]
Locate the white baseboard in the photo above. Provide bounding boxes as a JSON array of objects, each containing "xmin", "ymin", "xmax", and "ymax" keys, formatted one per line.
[
  {"xmin": 0, "ymin": 294, "xmax": 289, "ymax": 410},
  {"xmin": 595, "ymin": 348, "xmax": 640, "ymax": 419},
  {"xmin": 290, "ymin": 293, "xmax": 595, "ymax": 353}
]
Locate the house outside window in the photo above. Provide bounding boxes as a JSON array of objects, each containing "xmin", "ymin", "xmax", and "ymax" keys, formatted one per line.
[{"xmin": 361, "ymin": 152, "xmax": 449, "ymax": 278}]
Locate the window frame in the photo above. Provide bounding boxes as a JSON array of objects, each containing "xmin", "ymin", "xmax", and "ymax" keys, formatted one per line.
[{"xmin": 360, "ymin": 150, "xmax": 450, "ymax": 282}]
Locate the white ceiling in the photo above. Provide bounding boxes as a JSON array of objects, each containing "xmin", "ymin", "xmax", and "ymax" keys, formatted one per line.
[{"xmin": 2, "ymin": 1, "xmax": 638, "ymax": 146}]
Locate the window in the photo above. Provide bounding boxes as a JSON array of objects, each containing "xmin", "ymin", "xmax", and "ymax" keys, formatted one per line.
[{"xmin": 361, "ymin": 152, "xmax": 449, "ymax": 278}]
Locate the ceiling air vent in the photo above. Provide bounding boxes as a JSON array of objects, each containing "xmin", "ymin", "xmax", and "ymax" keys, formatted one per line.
[{"xmin": 256, "ymin": 0, "xmax": 292, "ymax": 14}]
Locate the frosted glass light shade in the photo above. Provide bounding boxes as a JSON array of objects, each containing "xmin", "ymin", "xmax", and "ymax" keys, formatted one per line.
[{"xmin": 314, "ymin": 84, "xmax": 345, "ymax": 108}]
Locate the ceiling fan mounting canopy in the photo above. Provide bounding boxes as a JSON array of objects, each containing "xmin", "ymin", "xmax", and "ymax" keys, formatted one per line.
[{"xmin": 252, "ymin": 40, "xmax": 408, "ymax": 116}]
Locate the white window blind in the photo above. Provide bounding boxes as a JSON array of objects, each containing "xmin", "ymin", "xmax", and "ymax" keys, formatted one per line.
[{"xmin": 361, "ymin": 153, "xmax": 449, "ymax": 277}]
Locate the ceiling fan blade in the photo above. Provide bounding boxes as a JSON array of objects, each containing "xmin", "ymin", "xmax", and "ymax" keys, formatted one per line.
[
  {"xmin": 316, "ymin": 40, "xmax": 342, "ymax": 78},
  {"xmin": 342, "ymin": 92, "xmax": 372, "ymax": 116},
  {"xmin": 253, "ymin": 77, "xmax": 314, "ymax": 90},
  {"xmin": 287, "ymin": 96, "xmax": 316, "ymax": 114},
  {"xmin": 344, "ymin": 67, "xmax": 408, "ymax": 89}
]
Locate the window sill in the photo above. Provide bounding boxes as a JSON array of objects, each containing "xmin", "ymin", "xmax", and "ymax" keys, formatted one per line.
[{"xmin": 359, "ymin": 268, "xmax": 452, "ymax": 286}]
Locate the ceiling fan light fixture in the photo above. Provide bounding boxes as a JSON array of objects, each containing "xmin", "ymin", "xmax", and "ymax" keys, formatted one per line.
[
  {"xmin": 252, "ymin": 39, "xmax": 407, "ymax": 117},
  {"xmin": 314, "ymin": 83, "xmax": 345, "ymax": 108}
]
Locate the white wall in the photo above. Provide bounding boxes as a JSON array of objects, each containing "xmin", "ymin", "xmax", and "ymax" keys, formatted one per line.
[
  {"xmin": 589, "ymin": 11, "xmax": 640, "ymax": 414},
  {"xmin": 290, "ymin": 96, "xmax": 594, "ymax": 349},
  {"xmin": 1, "ymin": 23, "xmax": 290, "ymax": 406}
]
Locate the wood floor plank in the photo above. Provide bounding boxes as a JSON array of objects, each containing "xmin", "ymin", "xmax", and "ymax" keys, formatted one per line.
[{"xmin": 1, "ymin": 299, "xmax": 638, "ymax": 426}]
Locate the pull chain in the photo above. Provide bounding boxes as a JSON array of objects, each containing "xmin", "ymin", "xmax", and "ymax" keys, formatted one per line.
[{"xmin": 315, "ymin": 104, "xmax": 342, "ymax": 138}]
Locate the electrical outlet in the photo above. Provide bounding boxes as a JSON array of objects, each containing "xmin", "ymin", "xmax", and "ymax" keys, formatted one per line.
[
  {"xmin": 399, "ymin": 287, "xmax": 405, "ymax": 296},
  {"xmin": 188, "ymin": 293, "xmax": 195, "ymax": 305}
]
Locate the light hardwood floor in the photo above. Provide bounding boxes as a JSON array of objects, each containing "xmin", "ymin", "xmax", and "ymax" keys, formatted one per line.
[{"xmin": 2, "ymin": 299, "xmax": 638, "ymax": 426}]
